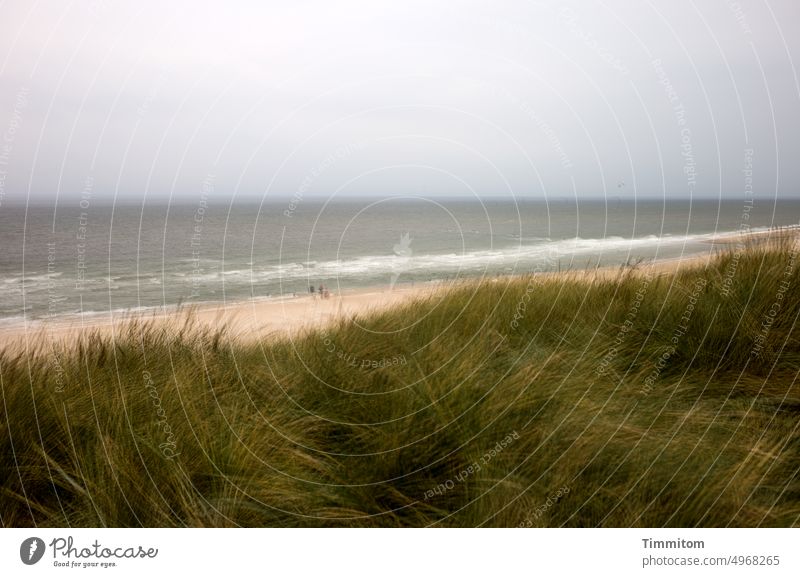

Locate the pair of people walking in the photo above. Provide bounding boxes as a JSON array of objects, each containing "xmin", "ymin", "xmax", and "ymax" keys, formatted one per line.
[{"xmin": 310, "ymin": 284, "xmax": 330, "ymax": 299}]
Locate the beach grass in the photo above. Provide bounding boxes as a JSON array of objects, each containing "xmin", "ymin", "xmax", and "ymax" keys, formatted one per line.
[{"xmin": 1, "ymin": 239, "xmax": 799, "ymax": 527}]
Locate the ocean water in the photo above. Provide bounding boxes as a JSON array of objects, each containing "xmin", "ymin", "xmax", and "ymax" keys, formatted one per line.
[{"xmin": 1, "ymin": 197, "xmax": 799, "ymax": 322}]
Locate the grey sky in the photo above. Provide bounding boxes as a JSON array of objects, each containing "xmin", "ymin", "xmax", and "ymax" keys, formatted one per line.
[{"xmin": 0, "ymin": 0, "xmax": 798, "ymax": 204}]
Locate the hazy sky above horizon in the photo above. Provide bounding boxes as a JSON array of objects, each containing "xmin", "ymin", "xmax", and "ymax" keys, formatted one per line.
[{"xmin": 0, "ymin": 1, "xmax": 798, "ymax": 205}]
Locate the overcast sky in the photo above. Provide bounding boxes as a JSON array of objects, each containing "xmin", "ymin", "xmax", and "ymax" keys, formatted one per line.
[{"xmin": 0, "ymin": 0, "xmax": 798, "ymax": 204}]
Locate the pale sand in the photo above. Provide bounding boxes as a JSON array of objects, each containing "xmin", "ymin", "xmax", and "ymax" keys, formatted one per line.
[
  {"xmin": 4, "ymin": 227, "xmax": 795, "ymax": 353},
  {"xmin": 0, "ymin": 256, "xmax": 717, "ymax": 352},
  {"xmin": 0, "ymin": 284, "xmax": 443, "ymax": 352}
]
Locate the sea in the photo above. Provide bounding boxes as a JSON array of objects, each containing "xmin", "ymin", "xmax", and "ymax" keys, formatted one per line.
[{"xmin": 2, "ymin": 197, "xmax": 799, "ymax": 324}]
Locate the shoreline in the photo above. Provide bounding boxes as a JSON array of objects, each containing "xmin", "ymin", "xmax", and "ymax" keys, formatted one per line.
[
  {"xmin": 0, "ymin": 253, "xmax": 714, "ymax": 353},
  {"xmin": 2, "ymin": 226, "xmax": 796, "ymax": 352},
  {"xmin": 0, "ymin": 282, "xmax": 448, "ymax": 352}
]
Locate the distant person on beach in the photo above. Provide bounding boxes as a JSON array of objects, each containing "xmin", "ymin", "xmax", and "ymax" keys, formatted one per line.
[{"xmin": 309, "ymin": 285, "xmax": 315, "ymax": 298}]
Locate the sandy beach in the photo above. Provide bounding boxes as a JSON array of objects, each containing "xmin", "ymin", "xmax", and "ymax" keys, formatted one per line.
[
  {"xmin": 0, "ymin": 283, "xmax": 444, "ymax": 352},
  {"xmin": 5, "ymin": 225, "xmax": 797, "ymax": 352},
  {"xmin": 1, "ymin": 222, "xmax": 795, "ymax": 354},
  {"xmin": 0, "ymin": 250, "xmax": 727, "ymax": 353}
]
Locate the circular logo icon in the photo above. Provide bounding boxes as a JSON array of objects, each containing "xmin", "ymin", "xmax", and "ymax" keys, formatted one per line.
[{"xmin": 20, "ymin": 537, "xmax": 45, "ymax": 565}]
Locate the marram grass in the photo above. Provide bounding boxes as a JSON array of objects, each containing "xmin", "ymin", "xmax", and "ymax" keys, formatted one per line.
[{"xmin": 1, "ymin": 241, "xmax": 799, "ymax": 527}]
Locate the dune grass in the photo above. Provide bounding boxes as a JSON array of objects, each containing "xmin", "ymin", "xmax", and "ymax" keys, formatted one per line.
[{"xmin": 1, "ymin": 240, "xmax": 799, "ymax": 527}]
